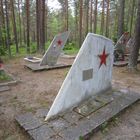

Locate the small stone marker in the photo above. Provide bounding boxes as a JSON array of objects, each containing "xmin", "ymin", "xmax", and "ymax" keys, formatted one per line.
[{"xmin": 45, "ymin": 33, "xmax": 114, "ymax": 120}]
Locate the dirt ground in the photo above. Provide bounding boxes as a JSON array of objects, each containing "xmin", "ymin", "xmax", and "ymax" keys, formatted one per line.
[{"xmin": 0, "ymin": 57, "xmax": 140, "ymax": 140}]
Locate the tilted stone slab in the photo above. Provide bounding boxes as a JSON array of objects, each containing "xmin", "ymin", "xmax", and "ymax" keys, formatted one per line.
[{"xmin": 25, "ymin": 63, "xmax": 71, "ymax": 71}]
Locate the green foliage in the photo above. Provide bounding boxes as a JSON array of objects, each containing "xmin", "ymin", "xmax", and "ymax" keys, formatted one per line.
[
  {"xmin": 101, "ymin": 121, "xmax": 109, "ymax": 133},
  {"xmin": 0, "ymin": 46, "xmax": 6, "ymax": 55},
  {"xmin": 0, "ymin": 70, "xmax": 12, "ymax": 82},
  {"xmin": 64, "ymin": 42, "xmax": 79, "ymax": 55}
]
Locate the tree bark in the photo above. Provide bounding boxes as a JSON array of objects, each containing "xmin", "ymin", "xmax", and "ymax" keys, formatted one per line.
[
  {"xmin": 128, "ymin": 0, "xmax": 140, "ymax": 70},
  {"xmin": 118, "ymin": 0, "xmax": 125, "ymax": 38},
  {"xmin": 100, "ymin": 0, "xmax": 105, "ymax": 35},
  {"xmin": 93, "ymin": 0, "xmax": 98, "ymax": 34},
  {"xmin": 5, "ymin": 0, "xmax": 11, "ymax": 57},
  {"xmin": 105, "ymin": 0, "xmax": 110, "ymax": 37},
  {"xmin": 79, "ymin": 0, "xmax": 83, "ymax": 47},
  {"xmin": 11, "ymin": 0, "xmax": 19, "ymax": 53},
  {"xmin": 26, "ymin": 0, "xmax": 30, "ymax": 53}
]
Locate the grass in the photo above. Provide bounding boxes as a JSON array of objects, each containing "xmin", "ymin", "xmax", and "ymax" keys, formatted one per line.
[
  {"xmin": 0, "ymin": 41, "xmax": 79, "ymax": 62},
  {"xmin": 0, "ymin": 70, "xmax": 12, "ymax": 83}
]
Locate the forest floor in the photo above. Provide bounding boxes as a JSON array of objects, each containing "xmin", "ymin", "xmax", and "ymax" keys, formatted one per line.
[{"xmin": 0, "ymin": 56, "xmax": 140, "ymax": 140}]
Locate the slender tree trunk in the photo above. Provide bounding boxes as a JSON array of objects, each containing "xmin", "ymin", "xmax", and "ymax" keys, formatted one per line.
[
  {"xmin": 128, "ymin": 0, "xmax": 140, "ymax": 70},
  {"xmin": 18, "ymin": 0, "xmax": 22, "ymax": 47},
  {"xmin": 118, "ymin": 0, "xmax": 125, "ymax": 38},
  {"xmin": 11, "ymin": 0, "xmax": 19, "ymax": 53},
  {"xmin": 100, "ymin": 0, "xmax": 105, "ymax": 35},
  {"xmin": 94, "ymin": 0, "xmax": 98, "ymax": 33},
  {"xmin": 105, "ymin": 0, "xmax": 110, "ymax": 37},
  {"xmin": 79, "ymin": 0, "xmax": 83, "ymax": 47},
  {"xmin": 65, "ymin": 0, "xmax": 69, "ymax": 31},
  {"xmin": 36, "ymin": 0, "xmax": 40, "ymax": 51},
  {"xmin": 85, "ymin": 0, "xmax": 90, "ymax": 35},
  {"xmin": 90, "ymin": 0, "xmax": 93, "ymax": 32},
  {"xmin": 0, "ymin": 0, "xmax": 6, "ymax": 48},
  {"xmin": 5, "ymin": 0, "xmax": 11, "ymax": 57},
  {"xmin": 130, "ymin": 0, "xmax": 135, "ymax": 36},
  {"xmin": 26, "ymin": 0, "xmax": 30, "ymax": 53}
]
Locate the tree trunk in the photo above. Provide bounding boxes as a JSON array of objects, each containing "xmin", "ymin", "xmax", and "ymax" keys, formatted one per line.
[
  {"xmin": 129, "ymin": 0, "xmax": 135, "ymax": 36},
  {"xmin": 105, "ymin": 0, "xmax": 110, "ymax": 37},
  {"xmin": 90, "ymin": 0, "xmax": 93, "ymax": 32},
  {"xmin": 17, "ymin": 0, "xmax": 22, "ymax": 47},
  {"xmin": 0, "ymin": 0, "xmax": 6, "ymax": 48},
  {"xmin": 26, "ymin": 0, "xmax": 30, "ymax": 53},
  {"xmin": 11, "ymin": 0, "xmax": 19, "ymax": 53},
  {"xmin": 128, "ymin": 0, "xmax": 140, "ymax": 70},
  {"xmin": 100, "ymin": 0, "xmax": 105, "ymax": 35},
  {"xmin": 118, "ymin": 0, "xmax": 125, "ymax": 38},
  {"xmin": 5, "ymin": 0, "xmax": 11, "ymax": 57},
  {"xmin": 79, "ymin": 0, "xmax": 83, "ymax": 47},
  {"xmin": 93, "ymin": 0, "xmax": 98, "ymax": 33}
]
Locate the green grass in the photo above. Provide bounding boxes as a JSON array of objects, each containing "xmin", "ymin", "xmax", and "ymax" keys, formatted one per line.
[
  {"xmin": 0, "ymin": 41, "xmax": 79, "ymax": 62},
  {"xmin": 0, "ymin": 70, "xmax": 12, "ymax": 82}
]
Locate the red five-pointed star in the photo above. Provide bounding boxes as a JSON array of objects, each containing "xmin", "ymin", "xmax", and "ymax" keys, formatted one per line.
[
  {"xmin": 57, "ymin": 39, "xmax": 62, "ymax": 46},
  {"xmin": 98, "ymin": 47, "xmax": 109, "ymax": 68}
]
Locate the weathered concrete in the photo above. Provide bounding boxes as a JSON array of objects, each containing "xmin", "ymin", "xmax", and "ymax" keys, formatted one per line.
[
  {"xmin": 24, "ymin": 31, "xmax": 70, "ymax": 66},
  {"xmin": 46, "ymin": 33, "xmax": 114, "ymax": 120},
  {"xmin": 0, "ymin": 86, "xmax": 10, "ymax": 92},
  {"xmin": 25, "ymin": 63, "xmax": 71, "ymax": 71},
  {"xmin": 15, "ymin": 90, "xmax": 140, "ymax": 140}
]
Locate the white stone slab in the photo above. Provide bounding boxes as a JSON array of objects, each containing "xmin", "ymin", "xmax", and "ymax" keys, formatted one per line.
[
  {"xmin": 40, "ymin": 31, "xmax": 70, "ymax": 66},
  {"xmin": 24, "ymin": 31, "xmax": 70, "ymax": 66},
  {"xmin": 45, "ymin": 33, "xmax": 114, "ymax": 121}
]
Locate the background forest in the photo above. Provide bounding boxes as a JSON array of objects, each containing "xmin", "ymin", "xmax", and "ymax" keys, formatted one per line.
[{"xmin": 0, "ymin": 0, "xmax": 138, "ymax": 57}]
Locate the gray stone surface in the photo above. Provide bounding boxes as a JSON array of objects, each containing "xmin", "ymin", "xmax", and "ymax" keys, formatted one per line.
[
  {"xmin": 28, "ymin": 125, "xmax": 55, "ymax": 140},
  {"xmin": 25, "ymin": 63, "xmax": 71, "ymax": 71},
  {"xmin": 15, "ymin": 112, "xmax": 35, "ymax": 125},
  {"xmin": 22, "ymin": 119, "xmax": 42, "ymax": 131},
  {"xmin": 47, "ymin": 118, "xmax": 70, "ymax": 133},
  {"xmin": 59, "ymin": 91, "xmax": 140, "ymax": 140},
  {"xmin": 62, "ymin": 111, "xmax": 83, "ymax": 125},
  {"xmin": 0, "ymin": 86, "xmax": 10, "ymax": 92},
  {"xmin": 35, "ymin": 108, "xmax": 49, "ymax": 118},
  {"xmin": 16, "ymin": 91, "xmax": 140, "ymax": 140},
  {"xmin": 82, "ymin": 69, "xmax": 93, "ymax": 81}
]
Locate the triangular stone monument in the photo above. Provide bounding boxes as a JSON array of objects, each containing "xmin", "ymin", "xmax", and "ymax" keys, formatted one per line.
[
  {"xmin": 115, "ymin": 32, "xmax": 130, "ymax": 51},
  {"xmin": 45, "ymin": 33, "xmax": 114, "ymax": 120},
  {"xmin": 24, "ymin": 31, "xmax": 72, "ymax": 71}
]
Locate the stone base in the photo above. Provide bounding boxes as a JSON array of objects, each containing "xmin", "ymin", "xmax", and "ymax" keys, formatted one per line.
[
  {"xmin": 24, "ymin": 57, "xmax": 42, "ymax": 63},
  {"xmin": 15, "ymin": 90, "xmax": 140, "ymax": 140},
  {"xmin": 24, "ymin": 63, "xmax": 72, "ymax": 71},
  {"xmin": 0, "ymin": 86, "xmax": 10, "ymax": 92}
]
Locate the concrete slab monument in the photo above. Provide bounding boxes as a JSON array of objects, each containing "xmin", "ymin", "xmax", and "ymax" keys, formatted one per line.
[
  {"xmin": 45, "ymin": 33, "xmax": 114, "ymax": 120},
  {"xmin": 16, "ymin": 33, "xmax": 140, "ymax": 140},
  {"xmin": 24, "ymin": 31, "xmax": 70, "ymax": 64},
  {"xmin": 24, "ymin": 31, "xmax": 71, "ymax": 71}
]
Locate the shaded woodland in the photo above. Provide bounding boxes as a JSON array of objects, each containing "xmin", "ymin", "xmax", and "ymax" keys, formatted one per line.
[{"xmin": 0, "ymin": 0, "xmax": 140, "ymax": 70}]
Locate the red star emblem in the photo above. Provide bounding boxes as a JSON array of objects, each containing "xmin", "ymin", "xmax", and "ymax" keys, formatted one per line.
[
  {"xmin": 57, "ymin": 39, "xmax": 62, "ymax": 46},
  {"xmin": 98, "ymin": 47, "xmax": 109, "ymax": 68}
]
